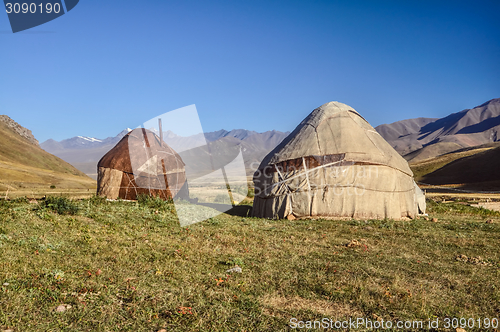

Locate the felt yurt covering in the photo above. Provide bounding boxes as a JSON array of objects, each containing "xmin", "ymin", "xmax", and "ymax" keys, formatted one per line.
[
  {"xmin": 252, "ymin": 102, "xmax": 426, "ymax": 220},
  {"xmin": 97, "ymin": 128, "xmax": 188, "ymax": 200}
]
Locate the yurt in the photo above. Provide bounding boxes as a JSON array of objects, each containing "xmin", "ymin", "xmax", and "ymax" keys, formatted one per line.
[
  {"xmin": 97, "ymin": 128, "xmax": 188, "ymax": 200},
  {"xmin": 252, "ymin": 102, "xmax": 426, "ymax": 220}
]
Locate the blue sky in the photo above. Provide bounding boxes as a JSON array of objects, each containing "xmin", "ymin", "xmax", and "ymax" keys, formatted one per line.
[{"xmin": 1, "ymin": 0, "xmax": 499, "ymax": 142}]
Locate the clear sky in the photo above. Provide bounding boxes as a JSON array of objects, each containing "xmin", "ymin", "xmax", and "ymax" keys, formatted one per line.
[{"xmin": 1, "ymin": 0, "xmax": 499, "ymax": 142}]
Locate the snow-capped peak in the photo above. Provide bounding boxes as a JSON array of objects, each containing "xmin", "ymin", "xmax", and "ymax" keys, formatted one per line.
[{"xmin": 77, "ymin": 136, "xmax": 102, "ymax": 143}]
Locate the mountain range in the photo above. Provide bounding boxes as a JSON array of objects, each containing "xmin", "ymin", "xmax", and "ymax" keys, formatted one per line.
[
  {"xmin": 375, "ymin": 98, "xmax": 500, "ymax": 162},
  {"xmin": 40, "ymin": 129, "xmax": 290, "ymax": 179},
  {"xmin": 38, "ymin": 98, "xmax": 500, "ymax": 191},
  {"xmin": 41, "ymin": 128, "xmax": 133, "ymax": 151}
]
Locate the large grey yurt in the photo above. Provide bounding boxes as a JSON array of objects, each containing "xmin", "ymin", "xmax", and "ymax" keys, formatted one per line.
[
  {"xmin": 97, "ymin": 128, "xmax": 188, "ymax": 200},
  {"xmin": 252, "ymin": 101, "xmax": 425, "ymax": 220}
]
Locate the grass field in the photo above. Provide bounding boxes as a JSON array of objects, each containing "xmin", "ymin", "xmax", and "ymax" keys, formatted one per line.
[{"xmin": 0, "ymin": 196, "xmax": 499, "ymax": 331}]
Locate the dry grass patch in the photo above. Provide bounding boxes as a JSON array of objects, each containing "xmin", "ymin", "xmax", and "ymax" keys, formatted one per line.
[{"xmin": 260, "ymin": 293, "xmax": 362, "ymax": 317}]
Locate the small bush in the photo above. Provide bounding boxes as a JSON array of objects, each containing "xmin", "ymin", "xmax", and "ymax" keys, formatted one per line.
[
  {"xmin": 88, "ymin": 195, "xmax": 107, "ymax": 206},
  {"xmin": 137, "ymin": 193, "xmax": 173, "ymax": 210},
  {"xmin": 137, "ymin": 193, "xmax": 151, "ymax": 205},
  {"xmin": 39, "ymin": 196, "xmax": 79, "ymax": 215},
  {"xmin": 227, "ymin": 257, "xmax": 245, "ymax": 267},
  {"xmin": 12, "ymin": 197, "xmax": 29, "ymax": 204},
  {"xmin": 50, "ymin": 185, "xmax": 56, "ymax": 189}
]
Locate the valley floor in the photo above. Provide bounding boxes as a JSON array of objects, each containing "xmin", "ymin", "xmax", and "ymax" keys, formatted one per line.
[
  {"xmin": 0, "ymin": 197, "xmax": 500, "ymax": 331},
  {"xmin": 0, "ymin": 196, "xmax": 499, "ymax": 331}
]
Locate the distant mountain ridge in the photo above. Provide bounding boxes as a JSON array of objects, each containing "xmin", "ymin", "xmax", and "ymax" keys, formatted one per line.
[
  {"xmin": 41, "ymin": 129, "xmax": 290, "ymax": 179},
  {"xmin": 204, "ymin": 129, "xmax": 259, "ymax": 141},
  {"xmin": 375, "ymin": 98, "xmax": 500, "ymax": 161},
  {"xmin": 43, "ymin": 128, "xmax": 132, "ymax": 151},
  {"xmin": 375, "ymin": 117, "xmax": 438, "ymax": 145}
]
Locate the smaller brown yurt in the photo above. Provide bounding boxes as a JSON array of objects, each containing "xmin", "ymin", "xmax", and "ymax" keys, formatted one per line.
[{"xmin": 97, "ymin": 128, "xmax": 188, "ymax": 200}]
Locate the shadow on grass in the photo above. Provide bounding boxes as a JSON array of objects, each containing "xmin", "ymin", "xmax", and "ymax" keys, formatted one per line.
[
  {"xmin": 195, "ymin": 202, "xmax": 252, "ymax": 217},
  {"xmin": 225, "ymin": 205, "xmax": 252, "ymax": 217}
]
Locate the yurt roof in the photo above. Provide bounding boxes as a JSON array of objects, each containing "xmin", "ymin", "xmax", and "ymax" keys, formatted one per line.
[
  {"xmin": 98, "ymin": 128, "xmax": 185, "ymax": 175},
  {"xmin": 259, "ymin": 101, "xmax": 412, "ymax": 176}
]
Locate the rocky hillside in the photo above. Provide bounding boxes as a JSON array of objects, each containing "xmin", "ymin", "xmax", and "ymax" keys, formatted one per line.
[
  {"xmin": 0, "ymin": 115, "xmax": 95, "ymax": 194},
  {"xmin": 419, "ymin": 145, "xmax": 500, "ymax": 191},
  {"xmin": 0, "ymin": 115, "xmax": 39, "ymax": 146}
]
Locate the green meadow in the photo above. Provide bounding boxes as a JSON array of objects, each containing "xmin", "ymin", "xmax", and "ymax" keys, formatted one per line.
[{"xmin": 0, "ymin": 196, "xmax": 499, "ymax": 331}]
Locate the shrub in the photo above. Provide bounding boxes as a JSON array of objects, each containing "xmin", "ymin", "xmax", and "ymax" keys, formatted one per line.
[
  {"xmin": 12, "ymin": 196, "xmax": 29, "ymax": 204},
  {"xmin": 227, "ymin": 257, "xmax": 245, "ymax": 267},
  {"xmin": 88, "ymin": 195, "xmax": 107, "ymax": 206},
  {"xmin": 39, "ymin": 196, "xmax": 79, "ymax": 215},
  {"xmin": 137, "ymin": 193, "xmax": 173, "ymax": 211}
]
